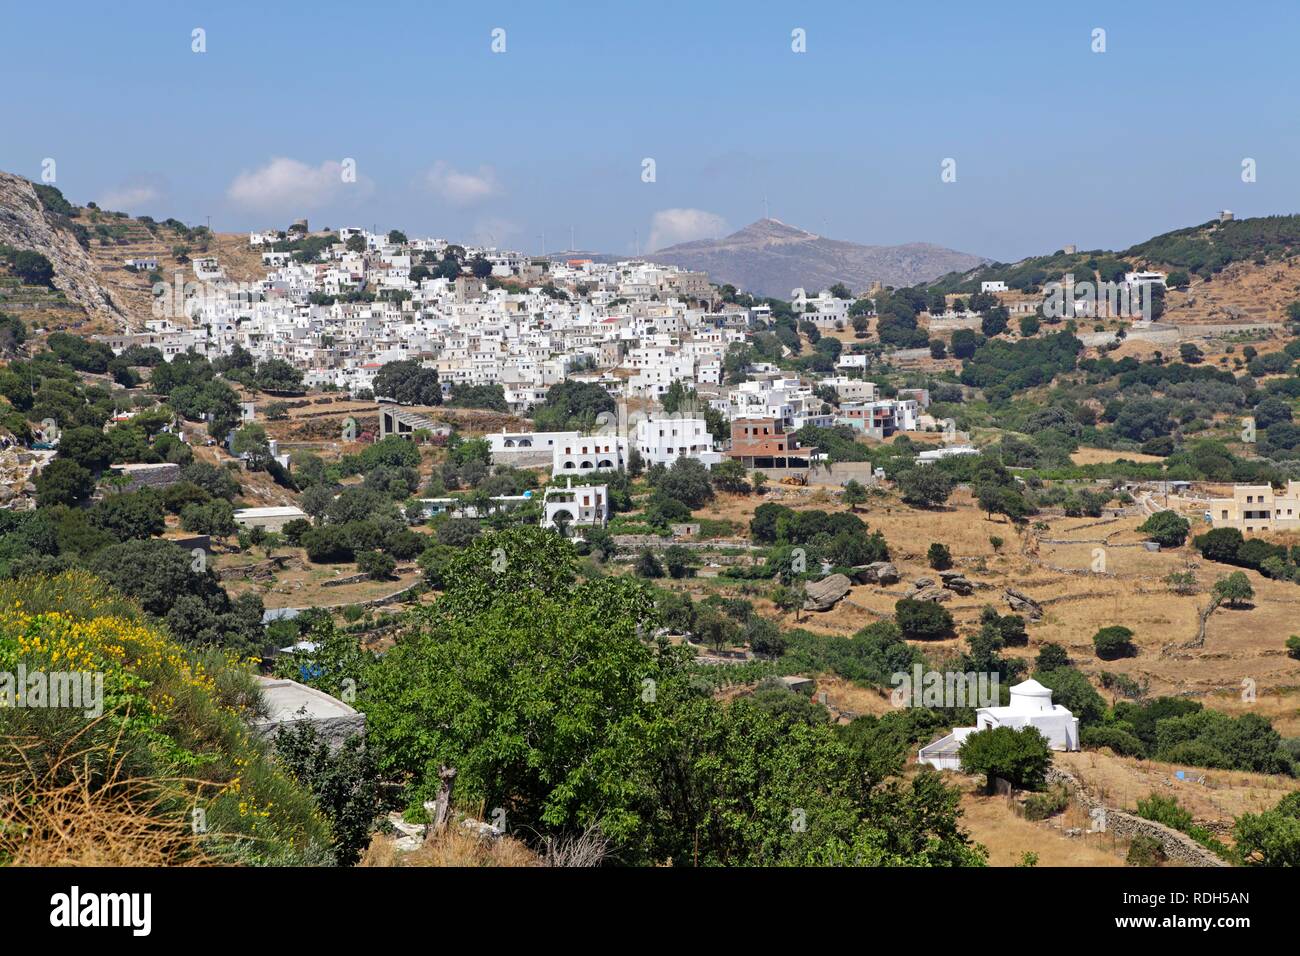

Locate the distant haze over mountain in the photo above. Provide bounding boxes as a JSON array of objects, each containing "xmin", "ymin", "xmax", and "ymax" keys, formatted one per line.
[{"xmin": 643, "ymin": 219, "xmax": 988, "ymax": 299}]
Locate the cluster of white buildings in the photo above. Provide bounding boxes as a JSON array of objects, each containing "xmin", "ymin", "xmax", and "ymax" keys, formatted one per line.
[
  {"xmin": 706, "ymin": 373, "xmax": 936, "ymax": 440},
  {"xmin": 101, "ymin": 229, "xmax": 752, "ymax": 409},
  {"xmin": 413, "ymin": 478, "xmax": 612, "ymax": 534},
  {"xmin": 98, "ymin": 227, "xmax": 947, "ymax": 479},
  {"xmin": 711, "ymin": 373, "xmax": 829, "ymax": 430}
]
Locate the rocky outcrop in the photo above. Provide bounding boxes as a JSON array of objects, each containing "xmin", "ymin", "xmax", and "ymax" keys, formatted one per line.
[
  {"xmin": 903, "ymin": 577, "xmax": 951, "ymax": 602},
  {"xmin": 215, "ymin": 554, "xmax": 305, "ymax": 582},
  {"xmin": 852, "ymin": 561, "xmax": 899, "ymax": 585},
  {"xmin": 1004, "ymin": 586, "xmax": 1043, "ymax": 620},
  {"xmin": 0, "ymin": 442, "xmax": 50, "ymax": 511},
  {"xmin": 803, "ymin": 573, "xmax": 852, "ymax": 612},
  {"xmin": 940, "ymin": 570, "xmax": 975, "ymax": 595},
  {"xmin": 0, "ymin": 170, "xmax": 123, "ymax": 321}
]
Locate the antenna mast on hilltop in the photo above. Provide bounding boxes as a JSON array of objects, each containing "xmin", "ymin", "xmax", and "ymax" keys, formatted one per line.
[{"xmin": 763, "ymin": 195, "xmax": 769, "ymax": 220}]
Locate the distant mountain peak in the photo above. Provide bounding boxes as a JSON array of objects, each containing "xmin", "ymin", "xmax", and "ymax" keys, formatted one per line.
[
  {"xmin": 735, "ymin": 217, "xmax": 818, "ymax": 240},
  {"xmin": 646, "ymin": 218, "xmax": 986, "ymax": 298}
]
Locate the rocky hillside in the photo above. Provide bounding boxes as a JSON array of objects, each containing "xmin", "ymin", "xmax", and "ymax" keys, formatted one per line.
[
  {"xmin": 647, "ymin": 218, "xmax": 987, "ymax": 298},
  {"xmin": 0, "ymin": 171, "xmax": 124, "ymax": 326},
  {"xmin": 0, "ymin": 169, "xmax": 274, "ymax": 335}
]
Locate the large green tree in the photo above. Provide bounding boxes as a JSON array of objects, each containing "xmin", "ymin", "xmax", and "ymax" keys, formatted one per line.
[
  {"xmin": 1138, "ymin": 510, "xmax": 1190, "ymax": 548},
  {"xmin": 361, "ymin": 528, "xmax": 986, "ymax": 866},
  {"xmin": 373, "ymin": 360, "xmax": 442, "ymax": 406},
  {"xmin": 958, "ymin": 726, "xmax": 1052, "ymax": 792}
]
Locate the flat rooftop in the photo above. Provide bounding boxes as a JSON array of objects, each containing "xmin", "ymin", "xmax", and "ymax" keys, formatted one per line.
[
  {"xmin": 234, "ymin": 506, "xmax": 307, "ymax": 518},
  {"xmin": 255, "ymin": 676, "xmax": 357, "ymax": 722},
  {"xmin": 111, "ymin": 462, "xmax": 180, "ymax": 472}
]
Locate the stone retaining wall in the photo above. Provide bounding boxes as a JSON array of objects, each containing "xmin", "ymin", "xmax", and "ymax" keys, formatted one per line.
[
  {"xmin": 216, "ymin": 554, "xmax": 305, "ymax": 582},
  {"xmin": 109, "ymin": 462, "xmax": 181, "ymax": 492},
  {"xmin": 1046, "ymin": 765, "xmax": 1228, "ymax": 866},
  {"xmin": 255, "ymin": 713, "xmax": 367, "ymax": 751},
  {"xmin": 612, "ymin": 535, "xmax": 759, "ymax": 552},
  {"xmin": 491, "ymin": 448, "xmax": 554, "ymax": 468}
]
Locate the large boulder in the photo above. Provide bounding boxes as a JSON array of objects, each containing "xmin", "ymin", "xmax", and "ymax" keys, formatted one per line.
[
  {"xmin": 909, "ymin": 585, "xmax": 951, "ymax": 603},
  {"xmin": 940, "ymin": 571, "xmax": 975, "ymax": 595},
  {"xmin": 853, "ymin": 561, "xmax": 900, "ymax": 585},
  {"xmin": 1004, "ymin": 586, "xmax": 1043, "ymax": 620},
  {"xmin": 803, "ymin": 573, "xmax": 852, "ymax": 612},
  {"xmin": 905, "ymin": 577, "xmax": 935, "ymax": 595}
]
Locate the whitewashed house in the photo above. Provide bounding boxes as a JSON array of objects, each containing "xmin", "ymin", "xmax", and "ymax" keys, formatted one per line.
[
  {"xmin": 541, "ymin": 480, "xmax": 608, "ymax": 530},
  {"xmin": 552, "ymin": 436, "xmax": 628, "ymax": 476},
  {"xmin": 635, "ymin": 417, "xmax": 722, "ymax": 468},
  {"xmin": 918, "ymin": 679, "xmax": 1080, "ymax": 771}
]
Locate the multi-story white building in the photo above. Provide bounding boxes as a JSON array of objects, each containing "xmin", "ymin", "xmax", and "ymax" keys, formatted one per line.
[
  {"xmin": 793, "ymin": 288, "xmax": 851, "ymax": 327},
  {"xmin": 635, "ymin": 417, "xmax": 722, "ymax": 468},
  {"xmin": 552, "ymin": 436, "xmax": 628, "ymax": 476},
  {"xmin": 836, "ymin": 399, "xmax": 921, "ymax": 439},
  {"xmin": 541, "ymin": 480, "xmax": 608, "ymax": 530},
  {"xmin": 819, "ymin": 376, "xmax": 877, "ymax": 403}
]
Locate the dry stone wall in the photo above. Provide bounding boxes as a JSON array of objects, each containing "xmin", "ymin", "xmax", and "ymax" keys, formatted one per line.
[{"xmin": 1046, "ymin": 766, "xmax": 1228, "ymax": 867}]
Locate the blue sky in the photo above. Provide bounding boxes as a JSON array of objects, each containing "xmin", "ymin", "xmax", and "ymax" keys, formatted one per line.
[{"xmin": 3, "ymin": 0, "xmax": 1298, "ymax": 263}]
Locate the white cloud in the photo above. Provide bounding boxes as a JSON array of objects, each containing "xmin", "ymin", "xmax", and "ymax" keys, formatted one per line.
[
  {"xmin": 226, "ymin": 157, "xmax": 354, "ymax": 210},
  {"xmin": 98, "ymin": 184, "xmax": 160, "ymax": 211},
  {"xmin": 424, "ymin": 162, "xmax": 501, "ymax": 205},
  {"xmin": 648, "ymin": 208, "xmax": 728, "ymax": 250}
]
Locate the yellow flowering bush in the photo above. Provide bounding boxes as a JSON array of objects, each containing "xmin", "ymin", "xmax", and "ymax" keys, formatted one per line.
[{"xmin": 0, "ymin": 571, "xmax": 332, "ymax": 865}]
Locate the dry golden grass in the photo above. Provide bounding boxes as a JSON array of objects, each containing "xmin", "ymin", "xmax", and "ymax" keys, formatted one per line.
[
  {"xmin": 0, "ymin": 724, "xmax": 209, "ymax": 867},
  {"xmin": 1057, "ymin": 749, "xmax": 1300, "ymax": 824},
  {"xmin": 221, "ymin": 547, "xmax": 422, "ymax": 610},
  {"xmin": 812, "ymin": 675, "xmax": 896, "ymax": 718},
  {"xmin": 360, "ymin": 825, "xmax": 540, "ymax": 867},
  {"xmin": 1025, "ymin": 519, "xmax": 1300, "ymax": 698},
  {"xmin": 1203, "ymin": 687, "xmax": 1300, "ymax": 737},
  {"xmin": 694, "ymin": 486, "xmax": 1300, "ymax": 702},
  {"xmin": 1162, "ymin": 256, "xmax": 1300, "ymax": 327},
  {"xmin": 957, "ymin": 785, "xmax": 1126, "ymax": 867},
  {"xmin": 675, "ymin": 486, "xmax": 1300, "ymax": 865},
  {"xmin": 1070, "ymin": 447, "xmax": 1164, "ymax": 466}
]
